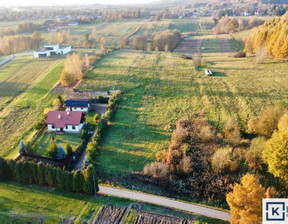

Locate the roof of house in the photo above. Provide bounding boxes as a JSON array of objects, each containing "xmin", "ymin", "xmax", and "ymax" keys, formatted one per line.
[
  {"xmin": 60, "ymin": 46, "xmax": 71, "ymax": 50},
  {"xmin": 65, "ymin": 99, "xmax": 89, "ymax": 108},
  {"xmin": 46, "ymin": 111, "xmax": 84, "ymax": 128},
  {"xmin": 44, "ymin": 44, "xmax": 59, "ymax": 47},
  {"xmin": 34, "ymin": 49, "xmax": 51, "ymax": 53}
]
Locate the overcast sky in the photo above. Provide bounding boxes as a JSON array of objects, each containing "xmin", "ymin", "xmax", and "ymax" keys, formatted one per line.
[{"xmin": 1, "ymin": 0, "xmax": 160, "ymax": 6}]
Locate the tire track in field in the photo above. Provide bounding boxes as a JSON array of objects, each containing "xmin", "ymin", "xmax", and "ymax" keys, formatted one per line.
[
  {"xmin": 221, "ymin": 78, "xmax": 254, "ymax": 127},
  {"xmin": 197, "ymin": 76, "xmax": 234, "ymax": 127}
]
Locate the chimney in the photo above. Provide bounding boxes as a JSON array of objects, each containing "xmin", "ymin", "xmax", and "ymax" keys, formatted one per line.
[{"xmin": 58, "ymin": 114, "xmax": 61, "ymax": 119}]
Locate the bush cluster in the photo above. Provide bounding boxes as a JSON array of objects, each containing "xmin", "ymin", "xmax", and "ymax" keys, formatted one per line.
[
  {"xmin": 248, "ymin": 106, "xmax": 286, "ymax": 137},
  {"xmin": 152, "ymin": 29, "xmax": 181, "ymax": 52},
  {"xmin": 33, "ymin": 119, "xmax": 46, "ymax": 131},
  {"xmin": 0, "ymin": 157, "xmax": 99, "ymax": 194},
  {"xmin": 233, "ymin": 51, "xmax": 246, "ymax": 58}
]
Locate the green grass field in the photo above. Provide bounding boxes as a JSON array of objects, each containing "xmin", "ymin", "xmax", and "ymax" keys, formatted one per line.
[
  {"xmin": 169, "ymin": 18, "xmax": 200, "ymax": 33},
  {"xmin": 0, "ymin": 55, "xmax": 64, "ymax": 158},
  {"xmin": 78, "ymin": 49, "xmax": 288, "ymax": 177},
  {"xmin": 13, "ymin": 60, "xmax": 64, "ymax": 108},
  {"xmin": 201, "ymin": 37, "xmax": 221, "ymax": 53},
  {"xmin": 0, "ymin": 56, "xmax": 61, "ymax": 110},
  {"xmin": 0, "ymin": 182, "xmax": 227, "ymax": 223},
  {"xmin": 0, "ymin": 55, "xmax": 32, "ymax": 83},
  {"xmin": 199, "ymin": 17, "xmax": 216, "ymax": 34},
  {"xmin": 0, "ymin": 182, "xmax": 134, "ymax": 223}
]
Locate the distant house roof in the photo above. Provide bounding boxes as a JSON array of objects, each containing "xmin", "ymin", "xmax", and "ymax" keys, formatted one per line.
[
  {"xmin": 46, "ymin": 111, "xmax": 84, "ymax": 129},
  {"xmin": 44, "ymin": 44, "xmax": 59, "ymax": 47},
  {"xmin": 65, "ymin": 99, "xmax": 89, "ymax": 108},
  {"xmin": 34, "ymin": 50, "xmax": 50, "ymax": 53},
  {"xmin": 60, "ymin": 46, "xmax": 71, "ymax": 50}
]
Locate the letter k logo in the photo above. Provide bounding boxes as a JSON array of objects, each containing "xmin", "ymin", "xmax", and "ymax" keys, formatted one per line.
[{"xmin": 272, "ymin": 207, "xmax": 279, "ymax": 216}]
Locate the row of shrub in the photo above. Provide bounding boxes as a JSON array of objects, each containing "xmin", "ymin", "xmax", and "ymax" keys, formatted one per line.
[
  {"xmin": 86, "ymin": 93, "xmax": 121, "ymax": 162},
  {"xmin": 0, "ymin": 157, "xmax": 99, "ymax": 194}
]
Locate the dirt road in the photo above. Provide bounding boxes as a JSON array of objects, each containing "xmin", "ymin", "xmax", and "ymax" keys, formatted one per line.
[{"xmin": 98, "ymin": 186, "xmax": 231, "ymax": 221}]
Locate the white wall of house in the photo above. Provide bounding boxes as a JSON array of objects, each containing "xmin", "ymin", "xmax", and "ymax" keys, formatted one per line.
[
  {"xmin": 64, "ymin": 123, "xmax": 84, "ymax": 133},
  {"xmin": 47, "ymin": 123, "xmax": 83, "ymax": 133},
  {"xmin": 61, "ymin": 46, "xmax": 72, "ymax": 55},
  {"xmin": 47, "ymin": 124, "xmax": 57, "ymax": 132},
  {"xmin": 66, "ymin": 106, "xmax": 89, "ymax": 113},
  {"xmin": 34, "ymin": 51, "xmax": 51, "ymax": 58},
  {"xmin": 34, "ymin": 45, "xmax": 71, "ymax": 58}
]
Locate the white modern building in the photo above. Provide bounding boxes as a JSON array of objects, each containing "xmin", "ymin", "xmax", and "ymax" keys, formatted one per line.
[{"xmin": 34, "ymin": 44, "xmax": 72, "ymax": 58}]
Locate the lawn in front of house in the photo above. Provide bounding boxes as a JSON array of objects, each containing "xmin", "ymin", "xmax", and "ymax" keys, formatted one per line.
[
  {"xmin": 86, "ymin": 111, "xmax": 98, "ymax": 128},
  {"xmin": 33, "ymin": 132, "xmax": 82, "ymax": 157}
]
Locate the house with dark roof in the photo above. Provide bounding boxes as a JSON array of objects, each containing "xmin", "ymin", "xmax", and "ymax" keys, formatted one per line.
[
  {"xmin": 46, "ymin": 111, "xmax": 85, "ymax": 133},
  {"xmin": 65, "ymin": 99, "xmax": 90, "ymax": 113}
]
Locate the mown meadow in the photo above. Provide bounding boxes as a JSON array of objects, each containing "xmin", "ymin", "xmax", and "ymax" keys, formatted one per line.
[
  {"xmin": 0, "ymin": 55, "xmax": 64, "ymax": 158},
  {"xmin": 79, "ymin": 49, "xmax": 288, "ymax": 177}
]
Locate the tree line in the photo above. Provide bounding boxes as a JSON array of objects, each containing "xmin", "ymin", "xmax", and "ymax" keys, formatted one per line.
[
  {"xmin": 132, "ymin": 29, "xmax": 181, "ymax": 52},
  {"xmin": 214, "ymin": 16, "xmax": 264, "ymax": 34},
  {"xmin": 60, "ymin": 53, "xmax": 97, "ymax": 86},
  {"xmin": 0, "ymin": 31, "xmax": 43, "ymax": 55},
  {"xmin": 0, "ymin": 157, "xmax": 99, "ymax": 194},
  {"xmin": 210, "ymin": 1, "xmax": 287, "ymax": 17},
  {"xmin": 245, "ymin": 14, "xmax": 288, "ymax": 59},
  {"xmin": 48, "ymin": 30, "xmax": 73, "ymax": 45},
  {"xmin": 76, "ymin": 33, "xmax": 106, "ymax": 50},
  {"xmin": 1, "ymin": 22, "xmax": 44, "ymax": 36}
]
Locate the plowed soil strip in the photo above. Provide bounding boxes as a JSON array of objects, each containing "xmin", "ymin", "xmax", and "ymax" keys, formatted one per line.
[
  {"xmin": 134, "ymin": 212, "xmax": 193, "ymax": 224},
  {"xmin": 93, "ymin": 206, "xmax": 126, "ymax": 224},
  {"xmin": 173, "ymin": 38, "xmax": 202, "ymax": 54},
  {"xmin": 218, "ymin": 38, "xmax": 233, "ymax": 53}
]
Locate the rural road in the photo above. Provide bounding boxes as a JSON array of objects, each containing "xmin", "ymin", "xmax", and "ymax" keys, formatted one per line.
[
  {"xmin": 0, "ymin": 51, "xmax": 32, "ymax": 67},
  {"xmin": 98, "ymin": 186, "xmax": 231, "ymax": 221}
]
